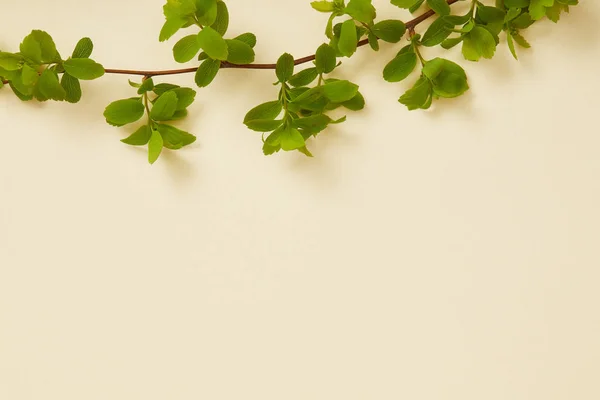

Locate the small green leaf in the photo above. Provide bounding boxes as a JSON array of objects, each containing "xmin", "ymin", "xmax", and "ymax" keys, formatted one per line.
[
  {"xmin": 104, "ymin": 98, "xmax": 145, "ymax": 127},
  {"xmin": 345, "ymin": 0, "xmax": 376, "ymax": 23},
  {"xmin": 427, "ymin": 0, "xmax": 451, "ymax": 15},
  {"xmin": 150, "ymin": 91, "xmax": 179, "ymax": 121},
  {"xmin": 121, "ymin": 124, "xmax": 152, "ymax": 146},
  {"xmin": 137, "ymin": 78, "xmax": 155, "ymax": 95},
  {"xmin": 311, "ymin": 1, "xmax": 335, "ymax": 12},
  {"xmin": 0, "ymin": 52, "xmax": 23, "ymax": 70},
  {"xmin": 211, "ymin": 0, "xmax": 230, "ymax": 35},
  {"xmin": 323, "ymin": 80, "xmax": 359, "ymax": 103},
  {"xmin": 315, "ymin": 43, "xmax": 337, "ymax": 74},
  {"xmin": 173, "ymin": 35, "xmax": 202, "ymax": 63},
  {"xmin": 288, "ymin": 67, "xmax": 319, "ymax": 87},
  {"xmin": 197, "ymin": 26, "xmax": 228, "ymax": 61},
  {"xmin": 195, "ymin": 0, "xmax": 218, "ymax": 26},
  {"xmin": 383, "ymin": 50, "xmax": 417, "ymax": 82},
  {"xmin": 63, "ymin": 58, "xmax": 105, "ymax": 80},
  {"xmin": 233, "ymin": 33, "xmax": 257, "ymax": 48},
  {"xmin": 157, "ymin": 124, "xmax": 196, "ymax": 150},
  {"xmin": 148, "ymin": 129, "xmax": 164, "ymax": 164},
  {"xmin": 225, "ymin": 39, "xmax": 255, "ymax": 65},
  {"xmin": 36, "ymin": 69, "xmax": 66, "ymax": 101},
  {"xmin": 338, "ymin": 19, "xmax": 358, "ymax": 57},
  {"xmin": 421, "ymin": 16, "xmax": 453, "ymax": 47},
  {"xmin": 61, "ymin": 73, "xmax": 82, "ymax": 103},
  {"xmin": 72, "ymin": 37, "xmax": 94, "ymax": 58},
  {"xmin": 372, "ymin": 20, "xmax": 407, "ymax": 43},
  {"xmin": 276, "ymin": 53, "xmax": 295, "ymax": 83},
  {"xmin": 195, "ymin": 58, "xmax": 221, "ymax": 87},
  {"xmin": 280, "ymin": 125, "xmax": 306, "ymax": 151},
  {"xmin": 399, "ymin": 76, "xmax": 433, "ymax": 110},
  {"xmin": 244, "ymin": 101, "xmax": 283, "ymax": 124}
]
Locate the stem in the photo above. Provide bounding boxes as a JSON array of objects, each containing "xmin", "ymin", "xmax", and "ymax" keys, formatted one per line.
[{"xmin": 103, "ymin": 0, "xmax": 460, "ymax": 78}]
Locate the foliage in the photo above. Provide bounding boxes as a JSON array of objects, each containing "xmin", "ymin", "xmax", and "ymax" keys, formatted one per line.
[{"xmin": 0, "ymin": 0, "xmax": 579, "ymax": 164}]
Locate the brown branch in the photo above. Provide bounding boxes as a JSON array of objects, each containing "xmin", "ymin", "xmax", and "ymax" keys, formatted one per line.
[{"xmin": 104, "ymin": 0, "xmax": 459, "ymax": 78}]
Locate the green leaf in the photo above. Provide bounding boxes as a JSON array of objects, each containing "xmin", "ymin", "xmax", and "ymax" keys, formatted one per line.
[
  {"xmin": 462, "ymin": 26, "xmax": 497, "ymax": 61},
  {"xmin": 399, "ymin": 76, "xmax": 433, "ymax": 110},
  {"xmin": 159, "ymin": 18, "xmax": 187, "ymax": 42},
  {"xmin": 244, "ymin": 101, "xmax": 283, "ymax": 124},
  {"xmin": 150, "ymin": 91, "xmax": 178, "ymax": 121},
  {"xmin": 225, "ymin": 39, "xmax": 255, "ymax": 65},
  {"xmin": 104, "ymin": 98, "xmax": 145, "ymax": 127},
  {"xmin": 280, "ymin": 125, "xmax": 306, "ymax": 151},
  {"xmin": 512, "ymin": 31, "xmax": 531, "ymax": 48},
  {"xmin": 157, "ymin": 124, "xmax": 196, "ymax": 150},
  {"xmin": 211, "ymin": 0, "xmax": 230, "ymax": 35},
  {"xmin": 148, "ymin": 129, "xmax": 164, "ymax": 164},
  {"xmin": 63, "ymin": 58, "xmax": 105, "ymax": 80},
  {"xmin": 338, "ymin": 19, "xmax": 358, "ymax": 57},
  {"xmin": 21, "ymin": 64, "xmax": 39, "ymax": 86},
  {"xmin": 422, "ymin": 58, "xmax": 469, "ymax": 98},
  {"xmin": 530, "ymin": 0, "xmax": 554, "ymax": 20},
  {"xmin": 421, "ymin": 16, "xmax": 453, "ymax": 46},
  {"xmin": 311, "ymin": 1, "xmax": 335, "ymax": 12},
  {"xmin": 153, "ymin": 83, "xmax": 180, "ymax": 95},
  {"xmin": 197, "ymin": 27, "xmax": 228, "ymax": 61},
  {"xmin": 323, "ymin": 80, "xmax": 359, "ymax": 103},
  {"xmin": 315, "ymin": 43, "xmax": 337, "ymax": 74},
  {"xmin": 20, "ymin": 30, "xmax": 60, "ymax": 64},
  {"xmin": 195, "ymin": 58, "xmax": 221, "ymax": 87},
  {"xmin": 342, "ymin": 92, "xmax": 365, "ymax": 110},
  {"xmin": 195, "ymin": 0, "xmax": 218, "ymax": 26},
  {"xmin": 507, "ymin": 32, "xmax": 518, "ymax": 60},
  {"xmin": 173, "ymin": 35, "xmax": 202, "ymax": 63},
  {"xmin": 61, "ymin": 73, "xmax": 82, "ymax": 103},
  {"xmin": 427, "ymin": 0, "xmax": 451, "ymax": 15},
  {"xmin": 137, "ymin": 78, "xmax": 155, "ymax": 95},
  {"xmin": 245, "ymin": 119, "xmax": 284, "ymax": 132},
  {"xmin": 233, "ymin": 33, "xmax": 257, "ymax": 48},
  {"xmin": 72, "ymin": 37, "xmax": 94, "ymax": 58},
  {"xmin": 368, "ymin": 33, "xmax": 380, "ymax": 51},
  {"xmin": 288, "ymin": 67, "xmax": 319, "ymax": 87},
  {"xmin": 276, "ymin": 53, "xmax": 295, "ymax": 83},
  {"xmin": 171, "ymin": 87, "xmax": 196, "ymax": 110},
  {"xmin": 121, "ymin": 125, "xmax": 152, "ymax": 146},
  {"xmin": 36, "ymin": 69, "xmax": 66, "ymax": 101},
  {"xmin": 0, "ymin": 52, "xmax": 23, "ymax": 70},
  {"xmin": 345, "ymin": 0, "xmax": 376, "ymax": 23},
  {"xmin": 372, "ymin": 20, "xmax": 407, "ymax": 43},
  {"xmin": 293, "ymin": 114, "xmax": 332, "ymax": 135},
  {"xmin": 383, "ymin": 50, "xmax": 417, "ymax": 82}
]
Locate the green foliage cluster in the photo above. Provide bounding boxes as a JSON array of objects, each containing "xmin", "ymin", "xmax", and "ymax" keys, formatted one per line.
[
  {"xmin": 0, "ymin": 0, "xmax": 578, "ymax": 164},
  {"xmin": 104, "ymin": 79, "xmax": 197, "ymax": 164},
  {"xmin": 0, "ymin": 31, "xmax": 104, "ymax": 102}
]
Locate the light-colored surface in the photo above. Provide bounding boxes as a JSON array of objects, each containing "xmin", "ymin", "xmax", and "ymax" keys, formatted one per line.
[{"xmin": 1, "ymin": 1, "xmax": 600, "ymax": 399}]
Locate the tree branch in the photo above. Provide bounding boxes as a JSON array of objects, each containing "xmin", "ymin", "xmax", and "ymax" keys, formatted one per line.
[{"xmin": 103, "ymin": 0, "xmax": 460, "ymax": 78}]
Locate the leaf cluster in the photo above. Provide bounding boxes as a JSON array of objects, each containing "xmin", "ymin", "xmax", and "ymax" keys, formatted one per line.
[
  {"xmin": 244, "ymin": 47, "xmax": 364, "ymax": 156},
  {"xmin": 104, "ymin": 79, "xmax": 197, "ymax": 164},
  {"xmin": 0, "ymin": 31, "xmax": 104, "ymax": 103}
]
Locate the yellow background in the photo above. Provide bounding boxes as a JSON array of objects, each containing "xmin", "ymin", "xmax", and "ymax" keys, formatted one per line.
[{"xmin": 1, "ymin": 1, "xmax": 599, "ymax": 399}]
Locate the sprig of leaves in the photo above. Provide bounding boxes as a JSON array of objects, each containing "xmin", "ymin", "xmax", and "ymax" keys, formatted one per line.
[
  {"xmin": 0, "ymin": 0, "xmax": 580, "ymax": 164},
  {"xmin": 0, "ymin": 31, "xmax": 104, "ymax": 102},
  {"xmin": 244, "ymin": 50, "xmax": 364, "ymax": 156},
  {"xmin": 159, "ymin": 0, "xmax": 257, "ymax": 88},
  {"xmin": 104, "ymin": 78, "xmax": 197, "ymax": 164}
]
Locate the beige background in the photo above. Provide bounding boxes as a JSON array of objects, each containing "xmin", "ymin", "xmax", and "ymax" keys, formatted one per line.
[{"xmin": 1, "ymin": 1, "xmax": 600, "ymax": 399}]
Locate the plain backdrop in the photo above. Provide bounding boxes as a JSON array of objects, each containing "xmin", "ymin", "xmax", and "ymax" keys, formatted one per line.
[{"xmin": 1, "ymin": 1, "xmax": 600, "ymax": 399}]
